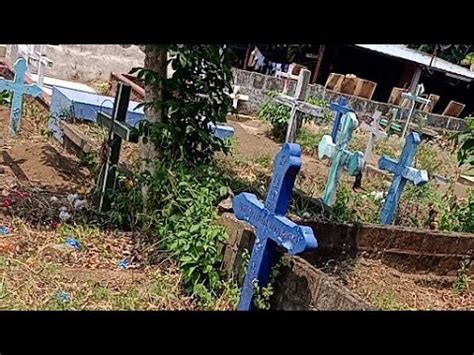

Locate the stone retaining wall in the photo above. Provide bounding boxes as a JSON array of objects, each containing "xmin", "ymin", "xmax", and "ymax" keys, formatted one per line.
[
  {"xmin": 232, "ymin": 68, "xmax": 468, "ymax": 132},
  {"xmin": 217, "ymin": 212, "xmax": 376, "ymax": 310}
]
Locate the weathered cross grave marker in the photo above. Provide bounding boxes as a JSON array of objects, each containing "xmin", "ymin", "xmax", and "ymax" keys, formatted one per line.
[
  {"xmin": 380, "ymin": 108, "xmax": 403, "ymax": 136},
  {"xmin": 360, "ymin": 110, "xmax": 387, "ymax": 166},
  {"xmin": 229, "ymin": 85, "xmax": 249, "ymax": 111},
  {"xmin": 273, "ymin": 69, "xmax": 326, "ymax": 143},
  {"xmin": 0, "ymin": 58, "xmax": 42, "ymax": 136},
  {"xmin": 95, "ymin": 83, "xmax": 139, "ymax": 212},
  {"xmin": 400, "ymin": 84, "xmax": 430, "ymax": 138},
  {"xmin": 330, "ymin": 96, "xmax": 353, "ymax": 141},
  {"xmin": 233, "ymin": 143, "xmax": 318, "ymax": 310},
  {"xmin": 28, "ymin": 44, "xmax": 53, "ymax": 88},
  {"xmin": 378, "ymin": 131, "xmax": 429, "ymax": 225},
  {"xmin": 318, "ymin": 112, "xmax": 364, "ymax": 207}
]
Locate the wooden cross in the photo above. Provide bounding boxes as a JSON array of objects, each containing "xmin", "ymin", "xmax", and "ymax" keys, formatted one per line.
[
  {"xmin": 400, "ymin": 84, "xmax": 430, "ymax": 138},
  {"xmin": 330, "ymin": 96, "xmax": 353, "ymax": 141},
  {"xmin": 318, "ymin": 112, "xmax": 364, "ymax": 207},
  {"xmin": 95, "ymin": 83, "xmax": 139, "ymax": 212},
  {"xmin": 233, "ymin": 143, "xmax": 318, "ymax": 310},
  {"xmin": 360, "ymin": 110, "xmax": 387, "ymax": 166},
  {"xmin": 0, "ymin": 58, "xmax": 43, "ymax": 136},
  {"xmin": 378, "ymin": 132, "xmax": 429, "ymax": 225},
  {"xmin": 273, "ymin": 69, "xmax": 326, "ymax": 143}
]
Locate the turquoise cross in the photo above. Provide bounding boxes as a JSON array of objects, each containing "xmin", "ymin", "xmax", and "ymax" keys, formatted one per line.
[
  {"xmin": 0, "ymin": 58, "xmax": 43, "ymax": 136},
  {"xmin": 318, "ymin": 112, "xmax": 364, "ymax": 207}
]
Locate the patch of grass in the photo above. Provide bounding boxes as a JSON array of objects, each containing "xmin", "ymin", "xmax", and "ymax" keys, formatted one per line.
[
  {"xmin": 254, "ymin": 155, "xmax": 273, "ymax": 170},
  {"xmin": 453, "ymin": 260, "xmax": 471, "ymax": 295},
  {"xmin": 0, "ymin": 258, "xmax": 196, "ymax": 310},
  {"xmin": 296, "ymin": 127, "xmax": 318, "ymax": 155},
  {"xmin": 362, "ymin": 285, "xmax": 410, "ymax": 310}
]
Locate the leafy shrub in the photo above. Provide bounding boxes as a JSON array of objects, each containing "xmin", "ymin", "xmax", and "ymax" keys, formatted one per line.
[
  {"xmin": 452, "ymin": 117, "xmax": 474, "ymax": 172},
  {"xmin": 258, "ymin": 93, "xmax": 291, "ymax": 141},
  {"xmin": 109, "ymin": 159, "xmax": 232, "ymax": 300}
]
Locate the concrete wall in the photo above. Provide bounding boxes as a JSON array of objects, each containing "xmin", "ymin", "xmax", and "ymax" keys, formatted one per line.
[
  {"xmin": 217, "ymin": 212, "xmax": 375, "ymax": 310},
  {"xmin": 232, "ymin": 68, "xmax": 468, "ymax": 132},
  {"xmin": 7, "ymin": 45, "xmax": 145, "ymax": 82}
]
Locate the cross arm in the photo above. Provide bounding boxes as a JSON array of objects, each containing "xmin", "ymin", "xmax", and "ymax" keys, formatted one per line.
[
  {"xmin": 360, "ymin": 122, "xmax": 387, "ymax": 141},
  {"xmin": 402, "ymin": 166, "xmax": 429, "ymax": 186},
  {"xmin": 274, "ymin": 94, "xmax": 326, "ymax": 118},
  {"xmin": 0, "ymin": 77, "xmax": 9, "ymax": 91},
  {"xmin": 97, "ymin": 112, "xmax": 139, "ymax": 143},
  {"xmin": 233, "ymin": 192, "xmax": 317, "ymax": 254},
  {"xmin": 401, "ymin": 92, "xmax": 431, "ymax": 105},
  {"xmin": 274, "ymin": 94, "xmax": 296, "ymax": 108},
  {"xmin": 378, "ymin": 155, "xmax": 398, "ymax": 174},
  {"xmin": 24, "ymin": 84, "xmax": 43, "ymax": 98},
  {"xmin": 341, "ymin": 149, "xmax": 364, "ymax": 176},
  {"xmin": 318, "ymin": 135, "xmax": 336, "ymax": 160}
]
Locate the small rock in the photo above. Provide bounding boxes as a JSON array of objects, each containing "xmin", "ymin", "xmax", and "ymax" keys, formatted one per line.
[
  {"xmin": 59, "ymin": 206, "xmax": 68, "ymax": 212},
  {"xmin": 67, "ymin": 194, "xmax": 79, "ymax": 205},
  {"xmin": 59, "ymin": 211, "xmax": 71, "ymax": 221},
  {"xmin": 217, "ymin": 197, "xmax": 233, "ymax": 213},
  {"xmin": 50, "ymin": 196, "xmax": 59, "ymax": 203},
  {"xmin": 73, "ymin": 199, "xmax": 86, "ymax": 210},
  {"xmin": 39, "ymin": 243, "xmax": 75, "ymax": 263}
]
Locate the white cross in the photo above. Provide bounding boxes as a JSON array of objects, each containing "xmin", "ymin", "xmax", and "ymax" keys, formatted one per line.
[
  {"xmin": 28, "ymin": 45, "xmax": 53, "ymax": 88},
  {"xmin": 360, "ymin": 110, "xmax": 387, "ymax": 166},
  {"xmin": 400, "ymin": 83, "xmax": 430, "ymax": 138},
  {"xmin": 273, "ymin": 69, "xmax": 326, "ymax": 143},
  {"xmin": 229, "ymin": 85, "xmax": 249, "ymax": 110}
]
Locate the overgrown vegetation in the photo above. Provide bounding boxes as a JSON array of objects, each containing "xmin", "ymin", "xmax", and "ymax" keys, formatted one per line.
[
  {"xmin": 258, "ymin": 92, "xmax": 291, "ymax": 141},
  {"xmin": 258, "ymin": 93, "xmax": 332, "ymax": 142},
  {"xmin": 452, "ymin": 260, "xmax": 471, "ymax": 295},
  {"xmin": 0, "ymin": 90, "xmax": 11, "ymax": 106},
  {"xmin": 103, "ymin": 45, "xmax": 244, "ymax": 308},
  {"xmin": 452, "ymin": 117, "xmax": 474, "ymax": 173}
]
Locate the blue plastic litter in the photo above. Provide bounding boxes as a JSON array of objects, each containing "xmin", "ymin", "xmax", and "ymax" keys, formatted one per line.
[
  {"xmin": 118, "ymin": 259, "xmax": 129, "ymax": 270},
  {"xmin": 0, "ymin": 226, "xmax": 11, "ymax": 236},
  {"xmin": 56, "ymin": 291, "xmax": 71, "ymax": 303},
  {"xmin": 65, "ymin": 237, "xmax": 81, "ymax": 250}
]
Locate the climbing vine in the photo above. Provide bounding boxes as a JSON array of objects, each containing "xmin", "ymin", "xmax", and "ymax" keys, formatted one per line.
[
  {"xmin": 132, "ymin": 44, "xmax": 235, "ymax": 165},
  {"xmin": 109, "ymin": 45, "xmax": 238, "ymax": 306}
]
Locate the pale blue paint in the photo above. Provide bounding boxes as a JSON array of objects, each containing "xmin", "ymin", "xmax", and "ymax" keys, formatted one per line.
[
  {"xmin": 318, "ymin": 112, "xmax": 364, "ymax": 207},
  {"xmin": 48, "ymin": 86, "xmax": 234, "ymax": 144},
  {"xmin": 0, "ymin": 58, "xmax": 43, "ymax": 136},
  {"xmin": 330, "ymin": 96, "xmax": 353, "ymax": 141},
  {"xmin": 378, "ymin": 132, "xmax": 429, "ymax": 225}
]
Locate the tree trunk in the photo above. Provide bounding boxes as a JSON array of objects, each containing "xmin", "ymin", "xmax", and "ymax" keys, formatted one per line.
[{"xmin": 140, "ymin": 45, "xmax": 167, "ymax": 170}]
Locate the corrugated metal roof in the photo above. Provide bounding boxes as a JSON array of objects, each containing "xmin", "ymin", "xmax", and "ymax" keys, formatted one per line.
[{"xmin": 355, "ymin": 44, "xmax": 474, "ymax": 81}]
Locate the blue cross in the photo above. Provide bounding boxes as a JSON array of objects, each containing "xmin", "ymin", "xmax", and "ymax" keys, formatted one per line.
[
  {"xmin": 233, "ymin": 143, "xmax": 318, "ymax": 311},
  {"xmin": 318, "ymin": 112, "xmax": 364, "ymax": 207},
  {"xmin": 330, "ymin": 96, "xmax": 353, "ymax": 141},
  {"xmin": 378, "ymin": 132, "xmax": 429, "ymax": 225},
  {"xmin": 0, "ymin": 58, "xmax": 43, "ymax": 136}
]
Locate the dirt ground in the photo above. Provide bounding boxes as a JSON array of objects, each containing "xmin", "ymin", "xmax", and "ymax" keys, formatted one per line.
[
  {"xmin": 3, "ymin": 97, "xmax": 472, "ymax": 310},
  {"xmin": 0, "ymin": 105, "xmax": 90, "ymax": 190},
  {"xmin": 226, "ymin": 117, "xmax": 473, "ymax": 310},
  {"xmin": 0, "ymin": 101, "xmax": 198, "ymax": 310},
  {"xmin": 339, "ymin": 258, "xmax": 473, "ymax": 310},
  {"xmin": 227, "ymin": 118, "xmax": 471, "ymax": 199}
]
